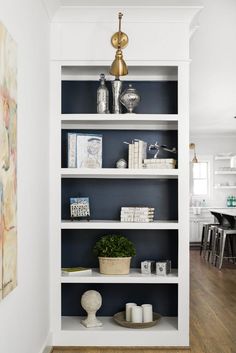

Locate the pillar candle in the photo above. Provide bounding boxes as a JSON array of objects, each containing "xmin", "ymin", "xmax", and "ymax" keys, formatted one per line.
[
  {"xmin": 131, "ymin": 306, "xmax": 143, "ymax": 323},
  {"xmin": 141, "ymin": 304, "xmax": 153, "ymax": 323},
  {"xmin": 125, "ymin": 303, "xmax": 137, "ymax": 322}
]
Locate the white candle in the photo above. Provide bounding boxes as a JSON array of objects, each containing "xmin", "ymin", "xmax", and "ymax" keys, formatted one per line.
[
  {"xmin": 141, "ymin": 304, "xmax": 153, "ymax": 323},
  {"xmin": 125, "ymin": 303, "xmax": 137, "ymax": 322},
  {"xmin": 131, "ymin": 306, "xmax": 143, "ymax": 323}
]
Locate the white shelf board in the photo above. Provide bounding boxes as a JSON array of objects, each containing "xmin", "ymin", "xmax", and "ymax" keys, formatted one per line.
[
  {"xmin": 61, "ymin": 114, "xmax": 178, "ymax": 130},
  {"xmin": 214, "ymin": 185, "xmax": 236, "ymax": 189},
  {"xmin": 61, "ymin": 315, "xmax": 178, "ymax": 332},
  {"xmin": 58, "ymin": 316, "xmax": 179, "ymax": 346},
  {"xmin": 61, "ymin": 168, "xmax": 178, "ymax": 179},
  {"xmin": 61, "ymin": 220, "xmax": 179, "ymax": 230},
  {"xmin": 61, "ymin": 268, "xmax": 178, "ymax": 284},
  {"xmin": 215, "ymin": 156, "xmax": 233, "ymax": 161},
  {"xmin": 215, "ymin": 171, "xmax": 236, "ymax": 175}
]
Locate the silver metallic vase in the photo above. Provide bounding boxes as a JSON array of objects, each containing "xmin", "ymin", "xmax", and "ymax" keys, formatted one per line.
[
  {"xmin": 97, "ymin": 73, "xmax": 109, "ymax": 114},
  {"xmin": 120, "ymin": 84, "xmax": 141, "ymax": 114},
  {"xmin": 111, "ymin": 79, "xmax": 122, "ymax": 114}
]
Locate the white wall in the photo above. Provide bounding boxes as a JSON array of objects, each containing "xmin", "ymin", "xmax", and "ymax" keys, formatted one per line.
[
  {"xmin": 0, "ymin": 1, "xmax": 50, "ymax": 353},
  {"xmin": 190, "ymin": 134, "xmax": 236, "ymax": 207},
  {"xmin": 190, "ymin": 0, "xmax": 236, "ymax": 133}
]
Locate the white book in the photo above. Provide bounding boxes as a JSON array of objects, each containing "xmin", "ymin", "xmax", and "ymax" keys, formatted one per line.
[
  {"xmin": 134, "ymin": 141, "xmax": 139, "ymax": 169},
  {"xmin": 76, "ymin": 134, "xmax": 102, "ymax": 168},
  {"xmin": 121, "ymin": 211, "xmax": 155, "ymax": 215},
  {"xmin": 144, "ymin": 164, "xmax": 175, "ymax": 169},
  {"xmin": 135, "ymin": 207, "xmax": 155, "ymax": 212},
  {"xmin": 128, "ymin": 144, "xmax": 132, "ymax": 169},
  {"xmin": 144, "ymin": 158, "xmax": 176, "ymax": 164},
  {"xmin": 130, "ymin": 143, "xmax": 134, "ymax": 169},
  {"xmin": 121, "ymin": 207, "xmax": 136, "ymax": 212},
  {"xmin": 133, "ymin": 218, "xmax": 154, "ymax": 223},
  {"xmin": 67, "ymin": 133, "xmax": 77, "ymax": 168},
  {"xmin": 61, "ymin": 267, "xmax": 92, "ymax": 276},
  {"xmin": 138, "ymin": 140, "xmax": 147, "ymax": 169}
]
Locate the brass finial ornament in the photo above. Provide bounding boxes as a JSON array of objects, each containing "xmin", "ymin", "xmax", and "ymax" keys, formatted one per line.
[{"xmin": 110, "ymin": 13, "xmax": 129, "ymax": 78}]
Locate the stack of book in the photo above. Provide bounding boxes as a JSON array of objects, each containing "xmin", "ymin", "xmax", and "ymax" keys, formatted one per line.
[
  {"xmin": 61, "ymin": 267, "xmax": 92, "ymax": 276},
  {"xmin": 128, "ymin": 140, "xmax": 147, "ymax": 169},
  {"xmin": 120, "ymin": 207, "xmax": 155, "ymax": 223},
  {"xmin": 143, "ymin": 158, "xmax": 176, "ymax": 169}
]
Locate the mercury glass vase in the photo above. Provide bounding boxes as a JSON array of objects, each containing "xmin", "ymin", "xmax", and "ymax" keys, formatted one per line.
[
  {"xmin": 120, "ymin": 84, "xmax": 141, "ymax": 114},
  {"xmin": 111, "ymin": 79, "xmax": 122, "ymax": 114}
]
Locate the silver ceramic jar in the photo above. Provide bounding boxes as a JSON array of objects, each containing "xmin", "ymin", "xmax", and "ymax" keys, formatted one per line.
[{"xmin": 120, "ymin": 84, "xmax": 140, "ymax": 113}]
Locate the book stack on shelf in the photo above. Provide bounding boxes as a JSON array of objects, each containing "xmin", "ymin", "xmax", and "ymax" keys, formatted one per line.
[
  {"xmin": 120, "ymin": 207, "xmax": 155, "ymax": 223},
  {"xmin": 128, "ymin": 140, "xmax": 147, "ymax": 169},
  {"xmin": 143, "ymin": 159, "xmax": 176, "ymax": 169},
  {"xmin": 61, "ymin": 267, "xmax": 92, "ymax": 276}
]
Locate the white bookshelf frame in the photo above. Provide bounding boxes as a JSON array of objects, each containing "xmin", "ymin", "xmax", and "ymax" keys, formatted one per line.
[{"xmin": 50, "ymin": 60, "xmax": 190, "ymax": 347}]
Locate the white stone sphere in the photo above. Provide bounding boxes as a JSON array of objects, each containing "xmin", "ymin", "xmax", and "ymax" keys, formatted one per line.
[{"xmin": 81, "ymin": 290, "xmax": 102, "ymax": 312}]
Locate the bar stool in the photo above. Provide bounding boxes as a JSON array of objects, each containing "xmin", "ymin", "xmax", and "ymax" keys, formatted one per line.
[
  {"xmin": 214, "ymin": 214, "xmax": 236, "ymax": 269},
  {"xmin": 208, "ymin": 212, "xmax": 229, "ymax": 264},
  {"xmin": 200, "ymin": 211, "xmax": 222, "ymax": 259}
]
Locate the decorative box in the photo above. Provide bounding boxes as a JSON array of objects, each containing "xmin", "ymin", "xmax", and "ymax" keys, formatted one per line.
[
  {"xmin": 156, "ymin": 260, "xmax": 171, "ymax": 276},
  {"xmin": 141, "ymin": 261, "xmax": 155, "ymax": 274}
]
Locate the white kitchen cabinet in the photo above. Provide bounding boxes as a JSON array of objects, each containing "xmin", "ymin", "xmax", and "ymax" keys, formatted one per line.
[{"xmin": 190, "ymin": 216, "xmax": 213, "ymax": 243}]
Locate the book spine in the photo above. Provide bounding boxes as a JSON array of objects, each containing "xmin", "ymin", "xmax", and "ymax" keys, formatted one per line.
[
  {"xmin": 121, "ymin": 207, "xmax": 136, "ymax": 212},
  {"xmin": 138, "ymin": 140, "xmax": 143, "ymax": 169},
  {"xmin": 128, "ymin": 144, "xmax": 132, "ymax": 169},
  {"xmin": 67, "ymin": 133, "xmax": 77, "ymax": 168},
  {"xmin": 131, "ymin": 143, "xmax": 134, "ymax": 169},
  {"xmin": 143, "ymin": 158, "xmax": 176, "ymax": 164},
  {"xmin": 142, "ymin": 142, "xmax": 147, "ymax": 168},
  {"xmin": 134, "ymin": 141, "xmax": 139, "ymax": 169}
]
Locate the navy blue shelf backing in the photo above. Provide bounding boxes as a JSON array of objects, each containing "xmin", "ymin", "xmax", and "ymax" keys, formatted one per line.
[
  {"xmin": 62, "ymin": 283, "xmax": 178, "ymax": 317},
  {"xmin": 61, "ymin": 129, "xmax": 178, "ymax": 168},
  {"xmin": 62, "ymin": 80, "xmax": 178, "ymax": 114},
  {"xmin": 61, "ymin": 178, "xmax": 178, "ymax": 220},
  {"xmin": 61, "ymin": 229, "xmax": 178, "ymax": 269}
]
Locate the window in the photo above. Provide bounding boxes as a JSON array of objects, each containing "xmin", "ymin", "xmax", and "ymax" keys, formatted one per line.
[{"xmin": 191, "ymin": 161, "xmax": 210, "ymax": 197}]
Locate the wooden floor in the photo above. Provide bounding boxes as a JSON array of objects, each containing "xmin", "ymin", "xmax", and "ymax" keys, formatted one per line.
[{"xmin": 53, "ymin": 250, "xmax": 236, "ymax": 353}]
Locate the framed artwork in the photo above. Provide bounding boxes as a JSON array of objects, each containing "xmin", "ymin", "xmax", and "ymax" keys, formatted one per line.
[
  {"xmin": 76, "ymin": 134, "xmax": 102, "ymax": 168},
  {"xmin": 70, "ymin": 197, "xmax": 90, "ymax": 220},
  {"xmin": 0, "ymin": 22, "xmax": 17, "ymax": 300}
]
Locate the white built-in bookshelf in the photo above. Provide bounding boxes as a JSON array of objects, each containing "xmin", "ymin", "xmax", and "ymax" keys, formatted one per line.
[{"xmin": 50, "ymin": 4, "xmax": 201, "ymax": 348}]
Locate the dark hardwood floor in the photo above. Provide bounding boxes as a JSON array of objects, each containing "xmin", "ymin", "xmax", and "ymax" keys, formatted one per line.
[{"xmin": 54, "ymin": 250, "xmax": 236, "ymax": 353}]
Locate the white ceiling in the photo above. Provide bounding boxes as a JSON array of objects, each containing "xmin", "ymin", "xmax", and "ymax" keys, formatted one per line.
[
  {"xmin": 43, "ymin": 0, "xmax": 236, "ymax": 134},
  {"xmin": 190, "ymin": 0, "xmax": 236, "ymax": 134}
]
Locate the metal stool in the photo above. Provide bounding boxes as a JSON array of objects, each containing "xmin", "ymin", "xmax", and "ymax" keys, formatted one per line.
[
  {"xmin": 200, "ymin": 212, "xmax": 223, "ymax": 259},
  {"xmin": 214, "ymin": 214, "xmax": 236, "ymax": 269}
]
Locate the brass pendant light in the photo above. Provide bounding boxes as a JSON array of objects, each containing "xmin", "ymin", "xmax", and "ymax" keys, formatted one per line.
[
  {"xmin": 189, "ymin": 143, "xmax": 198, "ymax": 163},
  {"xmin": 110, "ymin": 13, "xmax": 128, "ymax": 78}
]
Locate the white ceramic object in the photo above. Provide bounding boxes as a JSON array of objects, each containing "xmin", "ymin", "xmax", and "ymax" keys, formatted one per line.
[
  {"xmin": 142, "ymin": 304, "xmax": 153, "ymax": 322},
  {"xmin": 131, "ymin": 306, "xmax": 143, "ymax": 323},
  {"xmin": 116, "ymin": 158, "xmax": 127, "ymax": 168},
  {"xmin": 81, "ymin": 290, "xmax": 103, "ymax": 328},
  {"xmin": 125, "ymin": 303, "xmax": 137, "ymax": 321}
]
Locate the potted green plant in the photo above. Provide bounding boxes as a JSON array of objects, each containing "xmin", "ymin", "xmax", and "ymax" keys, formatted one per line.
[{"xmin": 93, "ymin": 235, "xmax": 136, "ymax": 275}]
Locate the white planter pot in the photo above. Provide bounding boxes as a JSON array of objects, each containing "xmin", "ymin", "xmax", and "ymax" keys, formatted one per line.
[{"xmin": 98, "ymin": 257, "xmax": 131, "ymax": 275}]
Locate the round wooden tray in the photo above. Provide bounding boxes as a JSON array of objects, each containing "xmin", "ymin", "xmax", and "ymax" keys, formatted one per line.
[{"xmin": 113, "ymin": 311, "xmax": 162, "ymax": 329}]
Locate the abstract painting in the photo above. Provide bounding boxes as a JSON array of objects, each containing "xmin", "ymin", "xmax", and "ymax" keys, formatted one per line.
[{"xmin": 0, "ymin": 22, "xmax": 17, "ymax": 300}]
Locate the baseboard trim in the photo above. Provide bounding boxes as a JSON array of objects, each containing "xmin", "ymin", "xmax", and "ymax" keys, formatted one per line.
[
  {"xmin": 53, "ymin": 346, "xmax": 191, "ymax": 351},
  {"xmin": 40, "ymin": 332, "xmax": 53, "ymax": 353}
]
